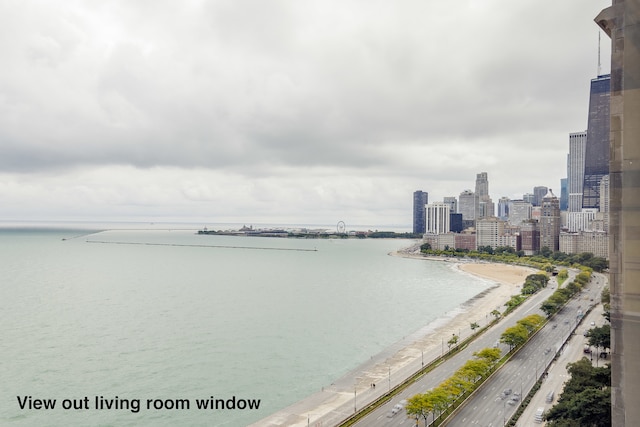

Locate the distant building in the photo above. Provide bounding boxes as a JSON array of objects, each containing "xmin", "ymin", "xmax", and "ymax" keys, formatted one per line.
[
  {"xmin": 443, "ymin": 196, "xmax": 458, "ymax": 214},
  {"xmin": 568, "ymin": 131, "xmax": 587, "ymax": 212},
  {"xmin": 520, "ymin": 220, "xmax": 540, "ymax": 256},
  {"xmin": 559, "ymin": 230, "xmax": 608, "ymax": 259},
  {"xmin": 449, "ymin": 213, "xmax": 463, "ymax": 233},
  {"xmin": 413, "ymin": 191, "xmax": 428, "ymax": 234},
  {"xmin": 508, "ymin": 200, "xmax": 533, "ymax": 226},
  {"xmin": 425, "ymin": 202, "xmax": 451, "ymax": 235},
  {"xmin": 533, "ymin": 186, "xmax": 548, "ymax": 207},
  {"xmin": 599, "ymin": 174, "xmax": 610, "ymax": 232},
  {"xmin": 523, "ymin": 193, "xmax": 535, "ymax": 205},
  {"xmin": 476, "ymin": 172, "xmax": 494, "ymax": 218},
  {"xmin": 560, "ymin": 178, "xmax": 568, "ymax": 211},
  {"xmin": 425, "ymin": 231, "xmax": 476, "ymax": 251},
  {"xmin": 540, "ymin": 189, "xmax": 561, "ymax": 252},
  {"xmin": 582, "ymin": 74, "xmax": 610, "ymax": 210},
  {"xmin": 567, "ymin": 209, "xmax": 599, "ymax": 232},
  {"xmin": 476, "ymin": 217, "xmax": 505, "ymax": 250},
  {"xmin": 497, "ymin": 197, "xmax": 510, "ymax": 220},
  {"xmin": 458, "ymin": 190, "xmax": 478, "ymax": 227}
]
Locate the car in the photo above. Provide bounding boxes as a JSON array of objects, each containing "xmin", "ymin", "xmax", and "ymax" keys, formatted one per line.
[
  {"xmin": 503, "ymin": 388, "xmax": 512, "ymax": 395},
  {"xmin": 591, "ymin": 321, "xmax": 596, "ymax": 326},
  {"xmin": 387, "ymin": 403, "xmax": 405, "ymax": 417}
]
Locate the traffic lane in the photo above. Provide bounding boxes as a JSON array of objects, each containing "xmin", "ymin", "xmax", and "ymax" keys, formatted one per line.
[
  {"xmin": 352, "ymin": 284, "xmax": 558, "ymax": 427},
  {"xmin": 445, "ymin": 275, "xmax": 606, "ymax": 426}
]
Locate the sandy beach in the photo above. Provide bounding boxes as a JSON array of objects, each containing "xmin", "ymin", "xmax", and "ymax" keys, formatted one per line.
[{"xmin": 252, "ymin": 254, "xmax": 539, "ymax": 427}]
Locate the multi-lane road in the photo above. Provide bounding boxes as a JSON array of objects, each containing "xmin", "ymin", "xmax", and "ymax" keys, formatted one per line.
[{"xmin": 352, "ymin": 270, "xmax": 607, "ymax": 427}]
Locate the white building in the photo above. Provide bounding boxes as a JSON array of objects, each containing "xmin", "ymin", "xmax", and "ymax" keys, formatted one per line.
[
  {"xmin": 568, "ymin": 131, "xmax": 587, "ymax": 212},
  {"xmin": 425, "ymin": 202, "xmax": 451, "ymax": 235}
]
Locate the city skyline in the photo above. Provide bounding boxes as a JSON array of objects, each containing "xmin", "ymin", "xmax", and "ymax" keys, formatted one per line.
[{"xmin": 0, "ymin": 1, "xmax": 612, "ymax": 226}]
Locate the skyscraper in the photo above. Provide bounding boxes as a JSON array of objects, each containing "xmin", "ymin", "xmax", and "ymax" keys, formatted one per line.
[
  {"xmin": 413, "ymin": 191, "xmax": 428, "ymax": 234},
  {"xmin": 533, "ymin": 186, "xmax": 548, "ymax": 207},
  {"xmin": 560, "ymin": 178, "xmax": 568, "ymax": 211},
  {"xmin": 475, "ymin": 172, "xmax": 489, "ymax": 197},
  {"xmin": 539, "ymin": 189, "xmax": 560, "ymax": 252},
  {"xmin": 458, "ymin": 190, "xmax": 478, "ymax": 227},
  {"xmin": 497, "ymin": 197, "xmax": 510, "ymax": 220},
  {"xmin": 475, "ymin": 172, "xmax": 494, "ymax": 218},
  {"xmin": 568, "ymin": 131, "xmax": 587, "ymax": 212},
  {"xmin": 582, "ymin": 74, "xmax": 611, "ymax": 210},
  {"xmin": 443, "ymin": 196, "xmax": 458, "ymax": 214}
]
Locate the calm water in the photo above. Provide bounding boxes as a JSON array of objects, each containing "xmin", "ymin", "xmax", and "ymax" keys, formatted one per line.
[{"xmin": 0, "ymin": 226, "xmax": 491, "ymax": 426}]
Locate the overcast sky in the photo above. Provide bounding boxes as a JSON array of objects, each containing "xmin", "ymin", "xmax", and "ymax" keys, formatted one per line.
[{"xmin": 0, "ymin": 0, "xmax": 612, "ymax": 228}]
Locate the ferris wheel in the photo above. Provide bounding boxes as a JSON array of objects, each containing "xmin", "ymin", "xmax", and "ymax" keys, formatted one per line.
[{"xmin": 337, "ymin": 221, "xmax": 346, "ymax": 234}]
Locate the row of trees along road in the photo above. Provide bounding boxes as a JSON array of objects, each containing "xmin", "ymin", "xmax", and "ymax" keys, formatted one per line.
[{"xmin": 405, "ymin": 314, "xmax": 545, "ymax": 425}]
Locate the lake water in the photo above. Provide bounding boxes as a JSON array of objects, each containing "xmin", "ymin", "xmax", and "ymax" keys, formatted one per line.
[{"xmin": 0, "ymin": 225, "xmax": 491, "ymax": 426}]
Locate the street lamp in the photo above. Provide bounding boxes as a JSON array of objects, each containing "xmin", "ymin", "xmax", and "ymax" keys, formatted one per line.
[
  {"xmin": 388, "ymin": 366, "xmax": 391, "ymax": 392},
  {"xmin": 354, "ymin": 386, "xmax": 357, "ymax": 413}
]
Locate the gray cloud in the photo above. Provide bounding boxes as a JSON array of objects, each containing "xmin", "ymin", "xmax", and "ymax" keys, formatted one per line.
[{"xmin": 0, "ymin": 0, "xmax": 612, "ymax": 225}]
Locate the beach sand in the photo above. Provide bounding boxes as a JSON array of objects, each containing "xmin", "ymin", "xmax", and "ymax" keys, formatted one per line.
[{"xmin": 251, "ymin": 255, "xmax": 539, "ymax": 427}]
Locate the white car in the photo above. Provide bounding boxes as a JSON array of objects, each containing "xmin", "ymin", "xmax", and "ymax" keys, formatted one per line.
[{"xmin": 387, "ymin": 403, "xmax": 404, "ymax": 417}]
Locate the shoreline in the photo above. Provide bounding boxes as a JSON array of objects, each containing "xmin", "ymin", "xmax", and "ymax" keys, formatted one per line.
[{"xmin": 251, "ymin": 252, "xmax": 538, "ymax": 427}]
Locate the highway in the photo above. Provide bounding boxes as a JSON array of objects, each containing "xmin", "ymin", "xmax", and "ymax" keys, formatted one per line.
[
  {"xmin": 443, "ymin": 272, "xmax": 606, "ymax": 427},
  {"xmin": 352, "ymin": 270, "xmax": 579, "ymax": 427}
]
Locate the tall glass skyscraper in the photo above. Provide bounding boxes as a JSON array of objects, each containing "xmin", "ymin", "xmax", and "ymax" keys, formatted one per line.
[
  {"xmin": 582, "ymin": 74, "xmax": 610, "ymax": 210},
  {"xmin": 412, "ymin": 190, "xmax": 428, "ymax": 234}
]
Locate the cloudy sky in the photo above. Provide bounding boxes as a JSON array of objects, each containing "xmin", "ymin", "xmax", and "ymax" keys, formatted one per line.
[{"xmin": 0, "ymin": 0, "xmax": 611, "ymax": 228}]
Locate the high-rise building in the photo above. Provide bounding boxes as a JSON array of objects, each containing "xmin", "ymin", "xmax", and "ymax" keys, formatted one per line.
[
  {"xmin": 497, "ymin": 197, "xmax": 510, "ymax": 220},
  {"xmin": 600, "ymin": 175, "xmax": 610, "ymax": 232},
  {"xmin": 523, "ymin": 193, "xmax": 535, "ymax": 204},
  {"xmin": 597, "ymin": 5, "xmax": 640, "ymax": 423},
  {"xmin": 476, "ymin": 217, "xmax": 505, "ymax": 250},
  {"xmin": 508, "ymin": 200, "xmax": 533, "ymax": 226},
  {"xmin": 412, "ymin": 191, "xmax": 428, "ymax": 234},
  {"xmin": 583, "ymin": 74, "xmax": 611, "ymax": 210},
  {"xmin": 560, "ymin": 178, "xmax": 568, "ymax": 211},
  {"xmin": 449, "ymin": 213, "xmax": 463, "ymax": 233},
  {"xmin": 533, "ymin": 186, "xmax": 548, "ymax": 207},
  {"xmin": 539, "ymin": 189, "xmax": 560, "ymax": 252},
  {"xmin": 458, "ymin": 190, "xmax": 478, "ymax": 223},
  {"xmin": 568, "ymin": 131, "xmax": 588, "ymax": 212},
  {"xmin": 475, "ymin": 172, "xmax": 494, "ymax": 218},
  {"xmin": 475, "ymin": 172, "xmax": 489, "ymax": 197},
  {"xmin": 425, "ymin": 202, "xmax": 451, "ymax": 235},
  {"xmin": 443, "ymin": 196, "xmax": 458, "ymax": 214}
]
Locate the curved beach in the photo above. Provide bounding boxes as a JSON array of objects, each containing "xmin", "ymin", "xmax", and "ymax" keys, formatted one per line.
[{"xmin": 251, "ymin": 254, "xmax": 537, "ymax": 427}]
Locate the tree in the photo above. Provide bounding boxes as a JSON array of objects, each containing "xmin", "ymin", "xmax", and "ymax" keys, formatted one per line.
[
  {"xmin": 541, "ymin": 300, "xmax": 560, "ymax": 317},
  {"xmin": 473, "ymin": 347, "xmax": 501, "ymax": 365},
  {"xmin": 470, "ymin": 321, "xmax": 480, "ymax": 332},
  {"xmin": 587, "ymin": 324, "xmax": 611, "ymax": 353},
  {"xmin": 447, "ymin": 334, "xmax": 459, "ymax": 351},
  {"xmin": 458, "ymin": 359, "xmax": 489, "ymax": 383},
  {"xmin": 500, "ymin": 324, "xmax": 529, "ymax": 350},
  {"xmin": 517, "ymin": 314, "xmax": 545, "ymax": 334},
  {"xmin": 406, "ymin": 393, "xmax": 432, "ymax": 425},
  {"xmin": 545, "ymin": 359, "xmax": 611, "ymax": 426},
  {"xmin": 490, "ymin": 309, "xmax": 501, "ymax": 319}
]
